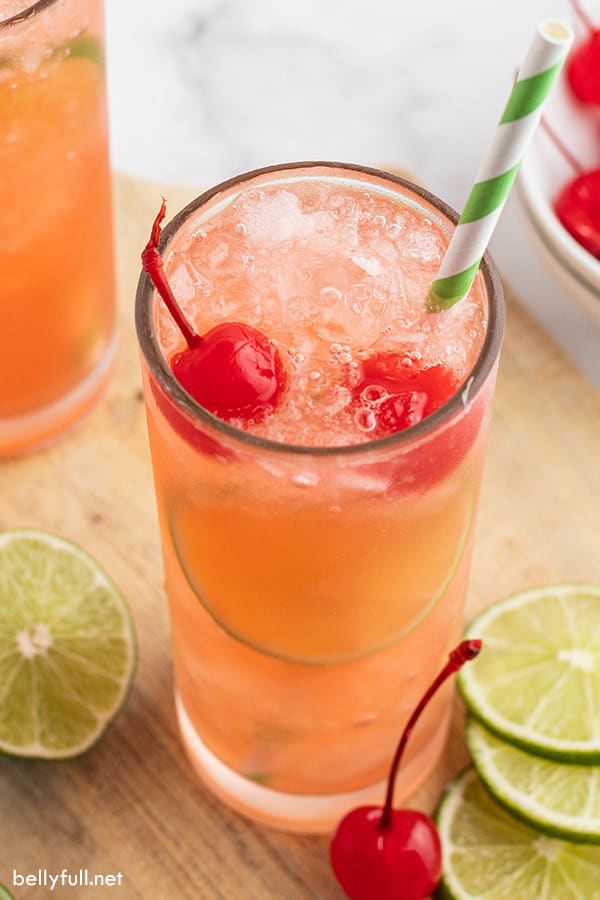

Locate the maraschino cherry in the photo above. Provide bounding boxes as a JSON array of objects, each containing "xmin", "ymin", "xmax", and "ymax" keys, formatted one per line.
[
  {"xmin": 142, "ymin": 200, "xmax": 288, "ymax": 422},
  {"xmin": 330, "ymin": 639, "xmax": 482, "ymax": 900},
  {"xmin": 345, "ymin": 351, "xmax": 484, "ymax": 491},
  {"xmin": 541, "ymin": 118, "xmax": 600, "ymax": 259},
  {"xmin": 555, "ymin": 169, "xmax": 600, "ymax": 258},
  {"xmin": 567, "ymin": 1, "xmax": 600, "ymax": 105},
  {"xmin": 349, "ymin": 352, "xmax": 457, "ymax": 438}
]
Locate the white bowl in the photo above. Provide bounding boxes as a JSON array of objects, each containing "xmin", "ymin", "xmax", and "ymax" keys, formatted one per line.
[{"xmin": 517, "ymin": 43, "xmax": 600, "ymax": 322}]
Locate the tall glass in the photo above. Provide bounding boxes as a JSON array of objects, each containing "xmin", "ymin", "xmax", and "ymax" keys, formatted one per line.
[
  {"xmin": 136, "ymin": 163, "xmax": 504, "ymax": 833},
  {"xmin": 0, "ymin": 0, "xmax": 115, "ymax": 457}
]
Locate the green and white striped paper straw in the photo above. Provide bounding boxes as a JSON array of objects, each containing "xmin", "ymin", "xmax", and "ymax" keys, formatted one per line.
[{"xmin": 426, "ymin": 20, "xmax": 573, "ymax": 313}]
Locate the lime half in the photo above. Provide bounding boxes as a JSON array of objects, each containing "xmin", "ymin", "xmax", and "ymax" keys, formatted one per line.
[
  {"xmin": 436, "ymin": 768, "xmax": 600, "ymax": 899},
  {"xmin": 458, "ymin": 584, "xmax": 600, "ymax": 762},
  {"xmin": 467, "ymin": 718, "xmax": 600, "ymax": 844},
  {"xmin": 0, "ymin": 530, "xmax": 135, "ymax": 759}
]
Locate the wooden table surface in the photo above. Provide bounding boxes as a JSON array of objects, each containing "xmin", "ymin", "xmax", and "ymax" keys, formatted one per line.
[{"xmin": 2, "ymin": 174, "xmax": 599, "ymax": 900}]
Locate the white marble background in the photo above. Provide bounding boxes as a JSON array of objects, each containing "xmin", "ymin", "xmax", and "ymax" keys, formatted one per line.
[{"xmin": 104, "ymin": 0, "xmax": 600, "ymax": 386}]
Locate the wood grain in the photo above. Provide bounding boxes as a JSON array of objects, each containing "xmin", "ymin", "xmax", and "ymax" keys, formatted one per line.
[{"xmin": 1, "ymin": 174, "xmax": 599, "ymax": 900}]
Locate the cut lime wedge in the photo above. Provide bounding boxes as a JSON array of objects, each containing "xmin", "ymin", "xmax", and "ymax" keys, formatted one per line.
[
  {"xmin": 0, "ymin": 530, "xmax": 135, "ymax": 759},
  {"xmin": 458, "ymin": 584, "xmax": 600, "ymax": 762},
  {"xmin": 0, "ymin": 885, "xmax": 14, "ymax": 900},
  {"xmin": 436, "ymin": 767, "xmax": 600, "ymax": 899},
  {"xmin": 467, "ymin": 717, "xmax": 600, "ymax": 844}
]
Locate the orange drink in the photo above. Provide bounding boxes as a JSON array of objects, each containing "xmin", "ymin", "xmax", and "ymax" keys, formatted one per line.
[
  {"xmin": 136, "ymin": 163, "xmax": 504, "ymax": 832},
  {"xmin": 0, "ymin": 0, "xmax": 115, "ymax": 456}
]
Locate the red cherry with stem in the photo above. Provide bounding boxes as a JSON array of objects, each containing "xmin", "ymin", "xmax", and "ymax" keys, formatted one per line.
[
  {"xmin": 170, "ymin": 321, "xmax": 288, "ymax": 420},
  {"xmin": 330, "ymin": 639, "xmax": 482, "ymax": 900},
  {"xmin": 141, "ymin": 200, "xmax": 288, "ymax": 424},
  {"xmin": 540, "ymin": 117, "xmax": 600, "ymax": 259},
  {"xmin": 568, "ymin": 1, "xmax": 600, "ymax": 105}
]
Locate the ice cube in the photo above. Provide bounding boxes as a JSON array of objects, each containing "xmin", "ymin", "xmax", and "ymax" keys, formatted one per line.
[
  {"xmin": 350, "ymin": 253, "xmax": 383, "ymax": 277},
  {"xmin": 169, "ymin": 259, "xmax": 196, "ymax": 302},
  {"xmin": 241, "ymin": 189, "xmax": 332, "ymax": 244}
]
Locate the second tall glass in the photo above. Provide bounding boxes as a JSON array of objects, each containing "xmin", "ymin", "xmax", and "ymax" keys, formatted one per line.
[{"xmin": 0, "ymin": 0, "xmax": 115, "ymax": 456}]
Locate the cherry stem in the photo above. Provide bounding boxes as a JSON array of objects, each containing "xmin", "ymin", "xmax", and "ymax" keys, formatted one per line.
[
  {"xmin": 378, "ymin": 638, "xmax": 482, "ymax": 831},
  {"xmin": 571, "ymin": 0, "xmax": 595, "ymax": 33},
  {"xmin": 141, "ymin": 199, "xmax": 201, "ymax": 350},
  {"xmin": 539, "ymin": 117, "xmax": 584, "ymax": 173}
]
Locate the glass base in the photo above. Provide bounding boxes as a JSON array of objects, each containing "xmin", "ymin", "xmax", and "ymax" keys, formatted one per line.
[
  {"xmin": 175, "ymin": 692, "xmax": 449, "ymax": 834},
  {"xmin": 0, "ymin": 332, "xmax": 117, "ymax": 458}
]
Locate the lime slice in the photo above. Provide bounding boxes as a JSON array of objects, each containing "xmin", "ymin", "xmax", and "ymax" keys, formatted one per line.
[
  {"xmin": 436, "ymin": 767, "xmax": 600, "ymax": 899},
  {"xmin": 0, "ymin": 885, "xmax": 14, "ymax": 900},
  {"xmin": 466, "ymin": 717, "xmax": 600, "ymax": 844},
  {"xmin": 0, "ymin": 530, "xmax": 135, "ymax": 759},
  {"xmin": 458, "ymin": 584, "xmax": 600, "ymax": 762}
]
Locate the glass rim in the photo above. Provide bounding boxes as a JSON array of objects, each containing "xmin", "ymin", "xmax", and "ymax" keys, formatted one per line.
[
  {"xmin": 0, "ymin": 0, "xmax": 57, "ymax": 28},
  {"xmin": 135, "ymin": 160, "xmax": 505, "ymax": 459}
]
